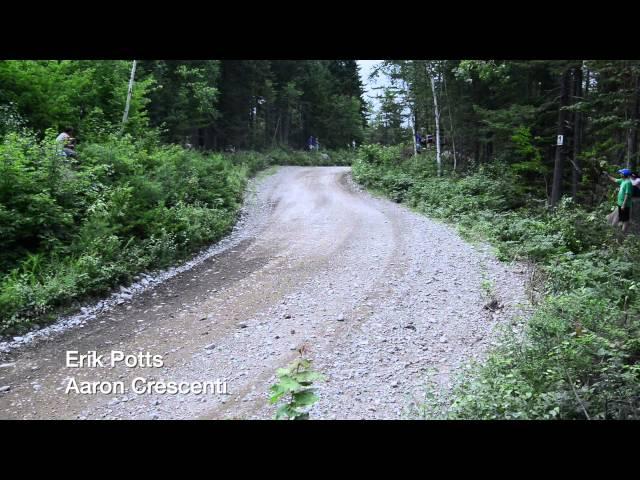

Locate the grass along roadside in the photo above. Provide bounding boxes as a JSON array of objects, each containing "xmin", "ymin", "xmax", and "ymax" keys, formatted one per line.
[
  {"xmin": 351, "ymin": 144, "xmax": 640, "ymax": 420},
  {"xmin": 0, "ymin": 131, "xmax": 353, "ymax": 337}
]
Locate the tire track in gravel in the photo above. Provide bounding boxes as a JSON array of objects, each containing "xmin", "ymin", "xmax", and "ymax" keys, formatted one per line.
[{"xmin": 0, "ymin": 166, "xmax": 529, "ymax": 419}]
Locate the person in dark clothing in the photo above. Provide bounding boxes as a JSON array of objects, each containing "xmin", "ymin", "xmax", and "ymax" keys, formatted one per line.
[{"xmin": 631, "ymin": 172, "xmax": 640, "ymax": 197}]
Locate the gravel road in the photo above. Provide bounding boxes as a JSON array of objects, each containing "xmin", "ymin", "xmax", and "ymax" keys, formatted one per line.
[{"xmin": 0, "ymin": 166, "xmax": 529, "ymax": 419}]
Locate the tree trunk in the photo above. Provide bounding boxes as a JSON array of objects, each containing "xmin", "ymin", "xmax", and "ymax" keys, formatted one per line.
[
  {"xmin": 551, "ymin": 67, "xmax": 572, "ymax": 207},
  {"xmin": 272, "ymin": 114, "xmax": 280, "ymax": 147},
  {"xmin": 428, "ymin": 64, "xmax": 442, "ymax": 176},
  {"xmin": 406, "ymin": 80, "xmax": 417, "ymax": 157},
  {"xmin": 283, "ymin": 110, "xmax": 290, "ymax": 146},
  {"xmin": 411, "ymin": 118, "xmax": 417, "ymax": 156},
  {"xmin": 629, "ymin": 71, "xmax": 640, "ymax": 171},
  {"xmin": 443, "ymin": 73, "xmax": 458, "ymax": 171},
  {"xmin": 121, "ymin": 60, "xmax": 137, "ymax": 133},
  {"xmin": 571, "ymin": 63, "xmax": 583, "ymax": 199}
]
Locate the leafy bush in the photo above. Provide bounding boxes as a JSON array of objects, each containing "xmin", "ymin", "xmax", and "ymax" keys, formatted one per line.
[
  {"xmin": 264, "ymin": 148, "xmax": 352, "ymax": 167},
  {"xmin": 353, "ymin": 143, "xmax": 640, "ymax": 420},
  {"xmin": 0, "ymin": 130, "xmax": 350, "ymax": 335},
  {"xmin": 446, "ymin": 287, "xmax": 640, "ymax": 420}
]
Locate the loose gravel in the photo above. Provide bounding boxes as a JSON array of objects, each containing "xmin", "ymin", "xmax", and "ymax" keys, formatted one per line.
[{"xmin": 0, "ymin": 166, "xmax": 529, "ymax": 419}]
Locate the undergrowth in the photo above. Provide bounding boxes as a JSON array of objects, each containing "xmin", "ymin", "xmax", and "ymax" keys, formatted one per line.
[
  {"xmin": 0, "ymin": 130, "xmax": 351, "ymax": 336},
  {"xmin": 352, "ymin": 143, "xmax": 640, "ymax": 420}
]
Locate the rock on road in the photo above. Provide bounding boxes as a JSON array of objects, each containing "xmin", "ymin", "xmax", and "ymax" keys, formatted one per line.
[{"xmin": 0, "ymin": 166, "xmax": 528, "ymax": 419}]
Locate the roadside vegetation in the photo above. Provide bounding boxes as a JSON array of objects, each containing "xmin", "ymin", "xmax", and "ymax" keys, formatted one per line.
[
  {"xmin": 352, "ymin": 144, "xmax": 640, "ymax": 420},
  {"xmin": 4, "ymin": 58, "xmax": 640, "ymax": 420},
  {"xmin": 0, "ymin": 130, "xmax": 352, "ymax": 335},
  {"xmin": 0, "ymin": 59, "xmax": 362, "ymax": 336}
]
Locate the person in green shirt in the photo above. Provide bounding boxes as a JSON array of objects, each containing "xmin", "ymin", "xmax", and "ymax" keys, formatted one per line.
[{"xmin": 607, "ymin": 168, "xmax": 633, "ymax": 233}]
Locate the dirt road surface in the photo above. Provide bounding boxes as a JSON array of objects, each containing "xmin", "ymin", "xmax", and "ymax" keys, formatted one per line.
[{"xmin": 0, "ymin": 167, "xmax": 528, "ymax": 419}]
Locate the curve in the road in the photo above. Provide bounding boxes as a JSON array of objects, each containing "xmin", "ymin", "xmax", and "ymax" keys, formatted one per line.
[{"xmin": 0, "ymin": 167, "xmax": 528, "ymax": 419}]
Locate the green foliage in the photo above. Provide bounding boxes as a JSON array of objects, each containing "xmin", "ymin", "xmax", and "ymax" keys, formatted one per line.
[
  {"xmin": 0, "ymin": 127, "xmax": 356, "ymax": 334},
  {"xmin": 264, "ymin": 148, "xmax": 351, "ymax": 167},
  {"xmin": 0, "ymin": 59, "xmax": 367, "ymax": 154},
  {"xmin": 270, "ymin": 351, "xmax": 325, "ymax": 420},
  {"xmin": 446, "ymin": 285, "xmax": 640, "ymax": 419},
  {"xmin": 0, "ymin": 60, "xmax": 153, "ymax": 141},
  {"xmin": 454, "ymin": 60, "xmax": 512, "ymax": 83},
  {"xmin": 509, "ymin": 126, "xmax": 549, "ymax": 188},
  {"xmin": 212, "ymin": 60, "xmax": 365, "ymax": 150},
  {"xmin": 142, "ymin": 61, "xmax": 220, "ymax": 143},
  {"xmin": 0, "ymin": 133, "xmax": 237, "ymax": 332},
  {"xmin": 0, "ymin": 102, "xmax": 29, "ymax": 136},
  {"xmin": 365, "ymin": 88, "xmax": 411, "ymax": 146},
  {"xmin": 354, "ymin": 143, "xmax": 640, "ymax": 420},
  {"xmin": 353, "ymin": 145, "xmax": 522, "ymax": 213}
]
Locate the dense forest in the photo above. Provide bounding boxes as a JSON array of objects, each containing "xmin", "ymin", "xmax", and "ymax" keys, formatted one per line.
[
  {"xmin": 355, "ymin": 60, "xmax": 640, "ymax": 419},
  {"xmin": 1, "ymin": 59, "xmax": 639, "ymax": 419},
  {"xmin": 367, "ymin": 60, "xmax": 640, "ymax": 206},
  {"xmin": 0, "ymin": 60, "xmax": 366, "ymax": 150}
]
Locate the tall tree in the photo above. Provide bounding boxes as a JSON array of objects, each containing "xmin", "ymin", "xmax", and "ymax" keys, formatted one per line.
[
  {"xmin": 571, "ymin": 63, "xmax": 584, "ymax": 198},
  {"xmin": 551, "ymin": 65, "xmax": 572, "ymax": 207},
  {"xmin": 140, "ymin": 60, "xmax": 220, "ymax": 145},
  {"xmin": 427, "ymin": 61, "xmax": 443, "ymax": 176}
]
